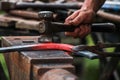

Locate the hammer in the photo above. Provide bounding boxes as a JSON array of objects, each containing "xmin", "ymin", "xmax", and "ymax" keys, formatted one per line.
[{"xmin": 18, "ymin": 11, "xmax": 115, "ymax": 34}]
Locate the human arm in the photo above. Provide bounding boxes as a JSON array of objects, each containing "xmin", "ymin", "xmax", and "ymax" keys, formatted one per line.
[{"xmin": 65, "ymin": 0, "xmax": 106, "ymax": 38}]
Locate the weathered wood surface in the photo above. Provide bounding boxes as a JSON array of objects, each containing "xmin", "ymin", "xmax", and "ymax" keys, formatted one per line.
[
  {"xmin": 1, "ymin": 36, "xmax": 76, "ymax": 80},
  {"xmin": 0, "ymin": 15, "xmax": 42, "ymax": 35},
  {"xmin": 9, "ymin": 10, "xmax": 39, "ymax": 20},
  {"xmin": 0, "ymin": 15, "xmax": 39, "ymax": 28},
  {"xmin": 0, "ymin": 15, "xmax": 41, "ymax": 31}
]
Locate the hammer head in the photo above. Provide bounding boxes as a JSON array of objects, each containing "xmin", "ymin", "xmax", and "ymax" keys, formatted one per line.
[{"xmin": 0, "ymin": 1, "xmax": 16, "ymax": 11}]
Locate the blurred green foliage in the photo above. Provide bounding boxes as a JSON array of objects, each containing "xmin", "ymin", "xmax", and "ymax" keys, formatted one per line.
[{"xmin": 0, "ymin": 54, "xmax": 10, "ymax": 80}]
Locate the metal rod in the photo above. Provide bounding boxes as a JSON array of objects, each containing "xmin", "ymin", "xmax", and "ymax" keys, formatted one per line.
[{"xmin": 0, "ymin": 2, "xmax": 82, "ymax": 10}]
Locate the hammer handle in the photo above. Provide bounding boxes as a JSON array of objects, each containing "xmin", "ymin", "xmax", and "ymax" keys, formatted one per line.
[{"xmin": 42, "ymin": 22, "xmax": 116, "ymax": 34}]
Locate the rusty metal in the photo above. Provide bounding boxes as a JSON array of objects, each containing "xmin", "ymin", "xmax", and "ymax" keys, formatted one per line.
[
  {"xmin": 15, "ymin": 20, "xmax": 116, "ymax": 34},
  {"xmin": 38, "ymin": 11, "xmax": 53, "ymax": 21},
  {"xmin": 0, "ymin": 1, "xmax": 119, "ymax": 80},
  {"xmin": 34, "ymin": 21, "xmax": 116, "ymax": 34},
  {"xmin": 2, "ymin": 1, "xmax": 120, "ymax": 23},
  {"xmin": 3, "ymin": 37, "xmax": 120, "ymax": 80},
  {"xmin": 0, "ymin": 14, "xmax": 116, "ymax": 35},
  {"xmin": 40, "ymin": 69, "xmax": 78, "ymax": 80},
  {"xmin": 8, "ymin": 10, "xmax": 71, "ymax": 21},
  {"xmin": 2, "ymin": 36, "xmax": 76, "ymax": 80},
  {"xmin": 2, "ymin": 38, "xmax": 120, "ymax": 60}
]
